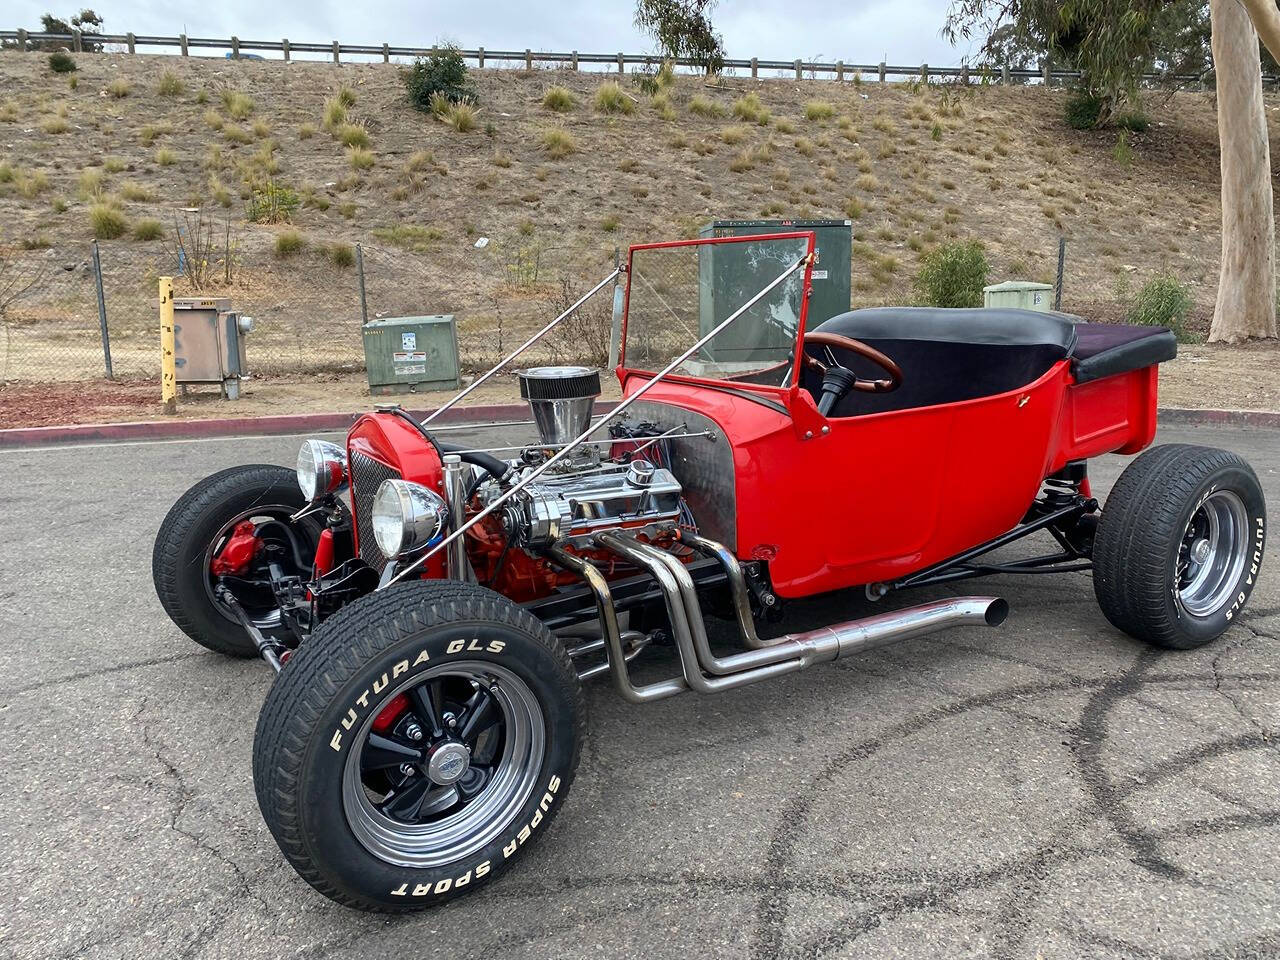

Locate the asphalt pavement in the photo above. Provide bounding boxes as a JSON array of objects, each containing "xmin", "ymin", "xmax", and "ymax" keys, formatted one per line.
[{"xmin": 1, "ymin": 420, "xmax": 1277, "ymax": 960}]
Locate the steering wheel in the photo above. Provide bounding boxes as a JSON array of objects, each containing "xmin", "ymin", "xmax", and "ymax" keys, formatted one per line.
[{"xmin": 802, "ymin": 332, "xmax": 903, "ymax": 415}]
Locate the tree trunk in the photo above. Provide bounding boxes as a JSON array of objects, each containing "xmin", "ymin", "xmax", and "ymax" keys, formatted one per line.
[{"xmin": 1209, "ymin": 0, "xmax": 1278, "ymax": 342}]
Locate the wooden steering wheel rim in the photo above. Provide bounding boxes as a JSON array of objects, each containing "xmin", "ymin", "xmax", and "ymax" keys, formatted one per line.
[{"xmin": 803, "ymin": 331, "xmax": 904, "ymax": 393}]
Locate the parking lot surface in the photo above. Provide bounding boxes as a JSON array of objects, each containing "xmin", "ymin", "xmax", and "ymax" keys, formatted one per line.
[{"xmin": 1, "ymin": 421, "xmax": 1277, "ymax": 960}]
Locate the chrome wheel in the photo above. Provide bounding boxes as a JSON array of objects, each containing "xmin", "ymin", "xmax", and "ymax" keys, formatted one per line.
[
  {"xmin": 342, "ymin": 661, "xmax": 545, "ymax": 868},
  {"xmin": 1176, "ymin": 490, "xmax": 1249, "ymax": 617}
]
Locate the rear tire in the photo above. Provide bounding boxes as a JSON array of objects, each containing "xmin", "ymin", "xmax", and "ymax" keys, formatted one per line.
[
  {"xmin": 1093, "ymin": 444, "xmax": 1266, "ymax": 649},
  {"xmin": 152, "ymin": 464, "xmax": 312, "ymax": 657},
  {"xmin": 252, "ymin": 580, "xmax": 585, "ymax": 911}
]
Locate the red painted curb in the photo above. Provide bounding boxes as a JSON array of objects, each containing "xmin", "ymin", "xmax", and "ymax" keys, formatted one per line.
[
  {"xmin": 0, "ymin": 402, "xmax": 539, "ymax": 448},
  {"xmin": 1, "ymin": 403, "xmax": 1275, "ymax": 449}
]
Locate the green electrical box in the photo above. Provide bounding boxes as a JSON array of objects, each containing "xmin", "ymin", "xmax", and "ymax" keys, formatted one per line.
[
  {"xmin": 362, "ymin": 315, "xmax": 461, "ymax": 396},
  {"xmin": 984, "ymin": 280, "xmax": 1054, "ymax": 312},
  {"xmin": 697, "ymin": 219, "xmax": 852, "ymax": 362}
]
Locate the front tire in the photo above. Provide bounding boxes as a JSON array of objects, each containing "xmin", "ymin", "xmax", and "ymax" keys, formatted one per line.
[
  {"xmin": 1093, "ymin": 444, "xmax": 1266, "ymax": 649},
  {"xmin": 252, "ymin": 580, "xmax": 585, "ymax": 911}
]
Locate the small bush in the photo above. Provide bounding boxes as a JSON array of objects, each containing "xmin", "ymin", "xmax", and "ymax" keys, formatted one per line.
[
  {"xmin": 336, "ymin": 85, "xmax": 358, "ymax": 108},
  {"xmin": 252, "ymin": 118, "xmax": 271, "ymax": 139},
  {"xmin": 139, "ymin": 122, "xmax": 171, "ymax": 146},
  {"xmin": 1128, "ymin": 274, "xmax": 1193, "ymax": 341},
  {"xmin": 855, "ymin": 173, "xmax": 880, "ymax": 191},
  {"xmin": 443, "ymin": 102, "xmax": 477, "ymax": 132},
  {"xmin": 328, "ymin": 242, "xmax": 356, "ymax": 267},
  {"xmin": 210, "ymin": 176, "xmax": 232, "ymax": 207},
  {"xmin": 1065, "ymin": 90, "xmax": 1103, "ymax": 130},
  {"xmin": 246, "ymin": 181, "xmax": 301, "ymax": 223},
  {"xmin": 275, "ymin": 229, "xmax": 306, "ymax": 256},
  {"xmin": 157, "ymin": 71, "xmax": 184, "ymax": 96},
  {"xmin": 601, "ymin": 214, "xmax": 619, "ymax": 232},
  {"xmin": 195, "ymin": 88, "xmax": 208, "ymax": 104},
  {"xmin": 651, "ymin": 91, "xmax": 677, "ymax": 121},
  {"xmin": 337, "ymin": 122, "xmax": 370, "ymax": 147},
  {"xmin": 77, "ymin": 167, "xmax": 105, "ymax": 200},
  {"xmin": 913, "ymin": 239, "xmax": 989, "ymax": 308},
  {"xmin": 541, "ymin": 126, "xmax": 576, "ymax": 159},
  {"xmin": 120, "ymin": 181, "xmax": 151, "ymax": 201},
  {"xmin": 203, "ymin": 108, "xmax": 224, "ymax": 131},
  {"xmin": 15, "ymin": 168, "xmax": 50, "ymax": 198},
  {"xmin": 347, "ymin": 146, "xmax": 375, "ymax": 170},
  {"xmin": 1117, "ymin": 110, "xmax": 1149, "ymax": 133},
  {"xmin": 298, "ymin": 122, "xmax": 316, "ymax": 139},
  {"xmin": 104, "ymin": 156, "xmax": 126, "ymax": 173},
  {"xmin": 49, "ymin": 52, "xmax": 76, "ymax": 73},
  {"xmin": 594, "ymin": 81, "xmax": 634, "ymax": 114},
  {"xmin": 107, "ymin": 78, "xmax": 130, "ymax": 99},
  {"xmin": 492, "ymin": 150, "xmax": 512, "ymax": 168},
  {"xmin": 0, "ymin": 161, "xmax": 12, "ymax": 183},
  {"xmin": 339, "ymin": 201, "xmax": 357, "ymax": 219},
  {"xmin": 132, "ymin": 218, "xmax": 164, "ymax": 240},
  {"xmin": 322, "ymin": 97, "xmax": 347, "ymax": 130},
  {"xmin": 689, "ymin": 95, "xmax": 724, "ymax": 118},
  {"xmin": 40, "ymin": 115, "xmax": 70, "ymax": 134},
  {"xmin": 804, "ymin": 100, "xmax": 835, "ymax": 122},
  {"xmin": 844, "ymin": 196, "xmax": 864, "ymax": 219},
  {"xmin": 68, "ymin": 75, "xmax": 78, "ymax": 90},
  {"xmin": 774, "ymin": 117, "xmax": 796, "ymax": 134},
  {"xmin": 154, "ymin": 147, "xmax": 177, "ymax": 166},
  {"xmin": 89, "ymin": 203, "xmax": 128, "ymax": 239},
  {"xmin": 223, "ymin": 124, "xmax": 252, "ymax": 145},
  {"xmin": 404, "ymin": 45, "xmax": 474, "ymax": 113},
  {"xmin": 732, "ymin": 93, "xmax": 770, "ymax": 125},
  {"xmin": 222, "ymin": 90, "xmax": 254, "ymax": 120},
  {"xmin": 543, "ymin": 86, "xmax": 574, "ymax": 111},
  {"xmin": 720, "ymin": 125, "xmax": 748, "ymax": 145},
  {"xmin": 1113, "ymin": 130, "xmax": 1133, "ymax": 166},
  {"xmin": 372, "ymin": 224, "xmax": 443, "ymax": 252}
]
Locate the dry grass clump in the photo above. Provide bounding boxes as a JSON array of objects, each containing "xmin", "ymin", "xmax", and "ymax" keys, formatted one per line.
[
  {"xmin": 327, "ymin": 242, "xmax": 356, "ymax": 267},
  {"xmin": 541, "ymin": 126, "xmax": 577, "ymax": 159},
  {"xmin": 689, "ymin": 95, "xmax": 725, "ymax": 118},
  {"xmin": 542, "ymin": 86, "xmax": 574, "ymax": 111},
  {"xmin": 323, "ymin": 97, "xmax": 347, "ymax": 130},
  {"xmin": 132, "ymin": 217, "xmax": 164, "ymax": 240},
  {"xmin": 372, "ymin": 224, "xmax": 443, "ymax": 252},
  {"xmin": 40, "ymin": 114, "xmax": 70, "ymax": 134},
  {"xmin": 77, "ymin": 167, "xmax": 105, "ymax": 200},
  {"xmin": 203, "ymin": 109, "xmax": 224, "ymax": 131},
  {"xmin": 103, "ymin": 156, "xmax": 126, "ymax": 173},
  {"xmin": 15, "ymin": 168, "xmax": 50, "ymax": 199},
  {"xmin": 774, "ymin": 117, "xmax": 796, "ymax": 134},
  {"xmin": 154, "ymin": 147, "xmax": 177, "ymax": 166},
  {"xmin": 651, "ymin": 91, "xmax": 677, "ymax": 121},
  {"xmin": 803, "ymin": 100, "xmax": 835, "ymax": 121},
  {"xmin": 89, "ymin": 202, "xmax": 128, "ymax": 239},
  {"xmin": 594, "ymin": 81, "xmax": 634, "ymax": 115},
  {"xmin": 222, "ymin": 90, "xmax": 254, "ymax": 119},
  {"xmin": 252, "ymin": 118, "xmax": 271, "ymax": 139},
  {"xmin": 157, "ymin": 71, "xmax": 184, "ymax": 96},
  {"xmin": 223, "ymin": 124, "xmax": 253, "ymax": 145},
  {"xmin": 120, "ymin": 181, "xmax": 151, "ymax": 201},
  {"xmin": 106, "ymin": 78, "xmax": 131, "ymax": 98},
  {"xmin": 720, "ymin": 125, "xmax": 748, "ymax": 145},
  {"xmin": 336, "ymin": 85, "xmax": 358, "ymax": 108},
  {"xmin": 274, "ymin": 229, "xmax": 306, "ymax": 256},
  {"xmin": 856, "ymin": 173, "xmax": 881, "ymax": 191},
  {"xmin": 298, "ymin": 122, "xmax": 316, "ymax": 139},
  {"xmin": 442, "ymin": 102, "xmax": 477, "ymax": 132},
  {"xmin": 139, "ymin": 122, "xmax": 171, "ymax": 146},
  {"xmin": 732, "ymin": 93, "xmax": 770, "ymax": 125},
  {"xmin": 337, "ymin": 122, "xmax": 370, "ymax": 147},
  {"xmin": 347, "ymin": 146, "xmax": 375, "ymax": 170}
]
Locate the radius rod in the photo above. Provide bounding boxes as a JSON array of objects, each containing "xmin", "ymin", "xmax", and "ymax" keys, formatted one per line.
[{"xmin": 547, "ymin": 532, "xmax": 1008, "ymax": 703}]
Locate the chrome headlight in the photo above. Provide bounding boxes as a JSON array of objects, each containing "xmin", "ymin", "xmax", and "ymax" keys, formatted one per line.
[
  {"xmin": 371, "ymin": 479, "xmax": 449, "ymax": 558},
  {"xmin": 296, "ymin": 439, "xmax": 347, "ymax": 500}
]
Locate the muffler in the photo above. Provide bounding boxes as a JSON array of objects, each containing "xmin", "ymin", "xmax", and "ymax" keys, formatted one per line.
[{"xmin": 563, "ymin": 531, "xmax": 1007, "ymax": 702}]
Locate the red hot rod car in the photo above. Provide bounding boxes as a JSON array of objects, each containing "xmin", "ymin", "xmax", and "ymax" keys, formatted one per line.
[{"xmin": 154, "ymin": 232, "xmax": 1266, "ymax": 910}]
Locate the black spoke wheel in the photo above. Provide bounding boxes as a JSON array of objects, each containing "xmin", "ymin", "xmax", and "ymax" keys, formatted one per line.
[
  {"xmin": 153, "ymin": 464, "xmax": 319, "ymax": 657},
  {"xmin": 253, "ymin": 580, "xmax": 585, "ymax": 911}
]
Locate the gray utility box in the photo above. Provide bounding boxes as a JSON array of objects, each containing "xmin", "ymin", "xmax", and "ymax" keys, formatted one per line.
[
  {"xmin": 697, "ymin": 219, "xmax": 852, "ymax": 362},
  {"xmin": 984, "ymin": 280, "xmax": 1053, "ymax": 311},
  {"xmin": 172, "ymin": 297, "xmax": 252, "ymax": 400},
  {"xmin": 363, "ymin": 315, "xmax": 461, "ymax": 396}
]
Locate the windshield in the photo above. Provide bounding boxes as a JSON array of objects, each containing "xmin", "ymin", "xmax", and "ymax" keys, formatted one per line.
[{"xmin": 623, "ymin": 234, "xmax": 810, "ymax": 387}]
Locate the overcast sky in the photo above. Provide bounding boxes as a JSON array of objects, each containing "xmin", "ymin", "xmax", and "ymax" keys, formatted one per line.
[{"xmin": 9, "ymin": 0, "xmax": 975, "ymax": 66}]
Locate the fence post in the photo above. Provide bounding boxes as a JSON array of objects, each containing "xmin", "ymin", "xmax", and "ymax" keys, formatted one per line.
[
  {"xmin": 382, "ymin": 42, "xmax": 389, "ymax": 63},
  {"xmin": 750, "ymin": 57, "xmax": 758, "ymax": 79},
  {"xmin": 282, "ymin": 38, "xmax": 290, "ymax": 61},
  {"xmin": 794, "ymin": 58, "xmax": 802, "ymax": 80},
  {"xmin": 332, "ymin": 40, "xmax": 340, "ymax": 63},
  {"xmin": 960, "ymin": 62, "xmax": 968, "ymax": 84},
  {"xmin": 159, "ymin": 277, "xmax": 176, "ymax": 415},
  {"xmin": 91, "ymin": 240, "xmax": 113, "ymax": 380},
  {"xmin": 617, "ymin": 52, "xmax": 624, "ymax": 74},
  {"xmin": 16, "ymin": 28, "xmax": 26, "ymax": 51},
  {"xmin": 356, "ymin": 243, "xmax": 369, "ymax": 326},
  {"xmin": 1054, "ymin": 235, "xmax": 1066, "ymax": 310},
  {"xmin": 878, "ymin": 61, "xmax": 886, "ymax": 83},
  {"xmin": 479, "ymin": 46, "xmax": 486, "ymax": 68},
  {"xmin": 180, "ymin": 33, "xmax": 188, "ymax": 56},
  {"xmin": 126, "ymin": 32, "xmax": 135, "ymax": 55},
  {"xmin": 524, "ymin": 48, "xmax": 532, "ymax": 70},
  {"xmin": 921, "ymin": 62, "xmax": 928, "ymax": 83},
  {"xmin": 570, "ymin": 50, "xmax": 577, "ymax": 70},
  {"xmin": 1001, "ymin": 63, "xmax": 1010, "ymax": 85},
  {"xmin": 836, "ymin": 60, "xmax": 844, "ymax": 82},
  {"xmin": 1042, "ymin": 57, "xmax": 1051, "ymax": 86},
  {"xmin": 72, "ymin": 28, "xmax": 82, "ymax": 52}
]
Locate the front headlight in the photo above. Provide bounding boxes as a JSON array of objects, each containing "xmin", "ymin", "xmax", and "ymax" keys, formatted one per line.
[
  {"xmin": 296, "ymin": 439, "xmax": 347, "ymax": 500},
  {"xmin": 371, "ymin": 479, "xmax": 449, "ymax": 558}
]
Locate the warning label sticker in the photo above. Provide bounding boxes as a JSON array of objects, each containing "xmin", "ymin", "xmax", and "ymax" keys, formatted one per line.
[
  {"xmin": 393, "ymin": 352, "xmax": 427, "ymax": 362},
  {"xmin": 395, "ymin": 364, "xmax": 427, "ymax": 376}
]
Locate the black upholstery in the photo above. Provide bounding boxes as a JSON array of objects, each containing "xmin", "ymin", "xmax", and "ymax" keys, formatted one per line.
[{"xmin": 806, "ymin": 307, "xmax": 1176, "ymax": 417}]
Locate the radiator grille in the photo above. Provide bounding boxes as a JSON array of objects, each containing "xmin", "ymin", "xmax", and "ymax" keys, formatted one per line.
[{"xmin": 349, "ymin": 450, "xmax": 402, "ymax": 572}]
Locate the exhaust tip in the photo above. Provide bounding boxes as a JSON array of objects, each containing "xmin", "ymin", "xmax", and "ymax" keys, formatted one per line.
[{"xmin": 985, "ymin": 598, "xmax": 1010, "ymax": 627}]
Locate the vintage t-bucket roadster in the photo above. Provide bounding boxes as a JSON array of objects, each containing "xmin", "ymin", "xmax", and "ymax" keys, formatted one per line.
[{"xmin": 153, "ymin": 232, "xmax": 1267, "ymax": 910}]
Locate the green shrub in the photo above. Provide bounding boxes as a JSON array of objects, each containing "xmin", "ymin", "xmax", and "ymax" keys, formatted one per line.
[
  {"xmin": 1128, "ymin": 273, "xmax": 1193, "ymax": 341},
  {"xmin": 246, "ymin": 181, "xmax": 301, "ymax": 223},
  {"xmin": 1117, "ymin": 110, "xmax": 1149, "ymax": 133},
  {"xmin": 336, "ymin": 84, "xmax": 358, "ymax": 108},
  {"xmin": 48, "ymin": 52, "xmax": 76, "ymax": 73},
  {"xmin": 275, "ymin": 229, "xmax": 306, "ymax": 256},
  {"xmin": 913, "ymin": 239, "xmax": 989, "ymax": 308},
  {"xmin": 132, "ymin": 218, "xmax": 164, "ymax": 240},
  {"xmin": 328, "ymin": 242, "xmax": 356, "ymax": 267},
  {"xmin": 404, "ymin": 45, "xmax": 474, "ymax": 113},
  {"xmin": 89, "ymin": 203, "xmax": 128, "ymax": 239},
  {"xmin": 322, "ymin": 97, "xmax": 347, "ymax": 130},
  {"xmin": 542, "ymin": 85, "xmax": 574, "ymax": 111},
  {"xmin": 594, "ymin": 81, "xmax": 634, "ymax": 114},
  {"xmin": 157, "ymin": 71, "xmax": 184, "ymax": 96},
  {"xmin": 1065, "ymin": 90, "xmax": 1103, "ymax": 130}
]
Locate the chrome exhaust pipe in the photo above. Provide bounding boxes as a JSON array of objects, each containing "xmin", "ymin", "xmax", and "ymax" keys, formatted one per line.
[{"xmin": 591, "ymin": 531, "xmax": 1007, "ymax": 697}]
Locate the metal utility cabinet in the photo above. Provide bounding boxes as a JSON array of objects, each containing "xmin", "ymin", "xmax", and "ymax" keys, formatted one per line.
[
  {"xmin": 697, "ymin": 219, "xmax": 852, "ymax": 363},
  {"xmin": 172, "ymin": 297, "xmax": 252, "ymax": 399},
  {"xmin": 362, "ymin": 315, "xmax": 461, "ymax": 396},
  {"xmin": 984, "ymin": 280, "xmax": 1053, "ymax": 311}
]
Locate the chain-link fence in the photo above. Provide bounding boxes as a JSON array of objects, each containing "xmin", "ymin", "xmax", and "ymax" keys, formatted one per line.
[{"xmin": 0, "ymin": 230, "xmax": 619, "ymax": 386}]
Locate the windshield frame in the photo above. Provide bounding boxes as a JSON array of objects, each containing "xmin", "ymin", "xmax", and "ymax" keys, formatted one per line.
[{"xmin": 618, "ymin": 231, "xmax": 817, "ymax": 401}]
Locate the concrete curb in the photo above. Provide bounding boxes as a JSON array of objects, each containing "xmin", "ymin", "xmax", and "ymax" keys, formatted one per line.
[{"xmin": 1, "ymin": 403, "xmax": 1276, "ymax": 449}]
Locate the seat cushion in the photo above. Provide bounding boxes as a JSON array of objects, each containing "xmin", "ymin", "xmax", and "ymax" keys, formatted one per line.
[
  {"xmin": 817, "ymin": 307, "xmax": 1078, "ymax": 356},
  {"xmin": 1070, "ymin": 323, "xmax": 1178, "ymax": 383}
]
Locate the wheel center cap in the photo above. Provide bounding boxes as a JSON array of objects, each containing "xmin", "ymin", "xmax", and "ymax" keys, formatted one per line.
[
  {"xmin": 1190, "ymin": 538, "xmax": 1211, "ymax": 564},
  {"xmin": 427, "ymin": 742, "xmax": 471, "ymax": 786}
]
